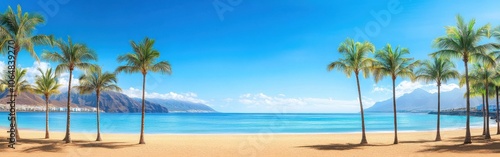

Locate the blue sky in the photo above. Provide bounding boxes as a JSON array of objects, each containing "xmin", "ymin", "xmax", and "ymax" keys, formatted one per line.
[{"xmin": 1, "ymin": 0, "xmax": 500, "ymax": 113}]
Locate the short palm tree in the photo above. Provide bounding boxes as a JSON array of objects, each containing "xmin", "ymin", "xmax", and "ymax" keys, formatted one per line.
[
  {"xmin": 415, "ymin": 57, "xmax": 459, "ymax": 141},
  {"xmin": 468, "ymin": 61, "xmax": 498, "ymax": 140},
  {"xmin": 75, "ymin": 66, "xmax": 121, "ymax": 141},
  {"xmin": 0, "ymin": 68, "xmax": 32, "ymax": 139},
  {"xmin": 33, "ymin": 68, "xmax": 61, "ymax": 139},
  {"xmin": 493, "ymin": 26, "xmax": 500, "ymax": 134},
  {"xmin": 327, "ymin": 38, "xmax": 374, "ymax": 144},
  {"xmin": 495, "ymin": 66, "xmax": 500, "ymax": 135},
  {"xmin": 116, "ymin": 37, "xmax": 172, "ymax": 144},
  {"xmin": 42, "ymin": 37, "xmax": 97, "ymax": 143},
  {"xmin": 431, "ymin": 15, "xmax": 499, "ymax": 144},
  {"xmin": 459, "ymin": 71, "xmax": 495, "ymax": 136},
  {"xmin": 372, "ymin": 44, "xmax": 419, "ymax": 144}
]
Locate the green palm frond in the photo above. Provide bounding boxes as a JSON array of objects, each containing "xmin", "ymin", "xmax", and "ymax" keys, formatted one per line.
[
  {"xmin": 328, "ymin": 38, "xmax": 375, "ymax": 79},
  {"xmin": 372, "ymin": 44, "xmax": 418, "ymax": 83},
  {"xmin": 116, "ymin": 37, "xmax": 172, "ymax": 76},
  {"xmin": 33, "ymin": 68, "xmax": 61, "ymax": 97},
  {"xmin": 0, "ymin": 68, "xmax": 33, "ymax": 95},
  {"xmin": 0, "ymin": 5, "xmax": 52, "ymax": 58},
  {"xmin": 41, "ymin": 36, "xmax": 97, "ymax": 74},
  {"xmin": 75, "ymin": 66, "xmax": 121, "ymax": 95},
  {"xmin": 415, "ymin": 57, "xmax": 459, "ymax": 85}
]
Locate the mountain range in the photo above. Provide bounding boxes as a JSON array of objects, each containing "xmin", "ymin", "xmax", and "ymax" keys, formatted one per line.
[
  {"xmin": 365, "ymin": 88, "xmax": 487, "ymax": 112},
  {"xmin": 0, "ymin": 90, "xmax": 81, "ymax": 108},
  {"xmin": 0, "ymin": 90, "xmax": 216, "ymax": 113},
  {"xmin": 141, "ymin": 98, "xmax": 216, "ymax": 113},
  {"xmin": 51, "ymin": 91, "xmax": 169, "ymax": 113}
]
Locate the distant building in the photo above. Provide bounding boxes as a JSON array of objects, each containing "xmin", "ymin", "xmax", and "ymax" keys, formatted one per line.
[{"xmin": 476, "ymin": 104, "xmax": 498, "ymax": 112}]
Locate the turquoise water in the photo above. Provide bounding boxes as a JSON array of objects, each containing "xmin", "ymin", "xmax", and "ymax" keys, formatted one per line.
[{"xmin": 0, "ymin": 112, "xmax": 487, "ymax": 134}]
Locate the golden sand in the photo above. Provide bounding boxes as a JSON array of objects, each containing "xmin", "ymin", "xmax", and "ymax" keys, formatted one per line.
[{"xmin": 1, "ymin": 128, "xmax": 499, "ymax": 157}]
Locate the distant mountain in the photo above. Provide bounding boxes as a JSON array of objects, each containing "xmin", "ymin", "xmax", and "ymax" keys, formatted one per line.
[
  {"xmin": 51, "ymin": 91, "xmax": 169, "ymax": 113},
  {"xmin": 0, "ymin": 90, "xmax": 80, "ymax": 108},
  {"xmin": 366, "ymin": 88, "xmax": 485, "ymax": 112},
  {"xmin": 135, "ymin": 98, "xmax": 217, "ymax": 113}
]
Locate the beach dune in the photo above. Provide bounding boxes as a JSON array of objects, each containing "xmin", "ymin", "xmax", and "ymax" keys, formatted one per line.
[{"xmin": 0, "ymin": 128, "xmax": 499, "ymax": 157}]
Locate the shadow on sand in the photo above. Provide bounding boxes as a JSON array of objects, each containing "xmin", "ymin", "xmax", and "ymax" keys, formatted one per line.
[
  {"xmin": 0, "ymin": 138, "xmax": 138, "ymax": 153},
  {"xmin": 299, "ymin": 143, "xmax": 392, "ymax": 151},
  {"xmin": 299, "ymin": 135, "xmax": 500, "ymax": 152},
  {"xmin": 418, "ymin": 135, "xmax": 500, "ymax": 153}
]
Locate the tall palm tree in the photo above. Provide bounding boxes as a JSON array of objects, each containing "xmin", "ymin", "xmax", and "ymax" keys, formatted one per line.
[
  {"xmin": 430, "ymin": 15, "xmax": 499, "ymax": 144},
  {"xmin": 0, "ymin": 5, "xmax": 52, "ymax": 140},
  {"xmin": 33, "ymin": 68, "xmax": 61, "ymax": 139},
  {"xmin": 116, "ymin": 37, "xmax": 172, "ymax": 144},
  {"xmin": 327, "ymin": 38, "xmax": 375, "ymax": 144},
  {"xmin": 372, "ymin": 44, "xmax": 419, "ymax": 144},
  {"xmin": 75, "ymin": 66, "xmax": 121, "ymax": 141},
  {"xmin": 415, "ymin": 57, "xmax": 459, "ymax": 141},
  {"xmin": 0, "ymin": 68, "xmax": 33, "ymax": 139},
  {"xmin": 42, "ymin": 37, "xmax": 97, "ymax": 143}
]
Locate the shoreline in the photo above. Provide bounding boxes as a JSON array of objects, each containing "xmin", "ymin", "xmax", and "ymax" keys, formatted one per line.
[{"xmin": 0, "ymin": 123, "xmax": 491, "ymax": 135}]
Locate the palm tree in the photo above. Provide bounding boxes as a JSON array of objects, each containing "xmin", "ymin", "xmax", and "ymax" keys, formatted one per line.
[
  {"xmin": 430, "ymin": 15, "xmax": 499, "ymax": 144},
  {"xmin": 42, "ymin": 37, "xmax": 97, "ymax": 143},
  {"xmin": 75, "ymin": 66, "xmax": 121, "ymax": 141},
  {"xmin": 493, "ymin": 26, "xmax": 500, "ymax": 134},
  {"xmin": 116, "ymin": 37, "xmax": 172, "ymax": 144},
  {"xmin": 33, "ymin": 68, "xmax": 61, "ymax": 139},
  {"xmin": 372, "ymin": 44, "xmax": 419, "ymax": 144},
  {"xmin": 468, "ymin": 61, "xmax": 498, "ymax": 140},
  {"xmin": 0, "ymin": 68, "xmax": 33, "ymax": 139},
  {"xmin": 459, "ymin": 71, "xmax": 495, "ymax": 136},
  {"xmin": 327, "ymin": 38, "xmax": 375, "ymax": 144},
  {"xmin": 0, "ymin": 5, "xmax": 52, "ymax": 140},
  {"xmin": 415, "ymin": 57, "xmax": 459, "ymax": 141}
]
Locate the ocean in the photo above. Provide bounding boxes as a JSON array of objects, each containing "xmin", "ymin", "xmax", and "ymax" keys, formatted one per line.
[{"xmin": 0, "ymin": 112, "xmax": 488, "ymax": 134}]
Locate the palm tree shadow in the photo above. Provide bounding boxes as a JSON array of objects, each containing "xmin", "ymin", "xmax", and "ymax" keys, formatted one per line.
[
  {"xmin": 419, "ymin": 135, "xmax": 500, "ymax": 153},
  {"xmin": 419, "ymin": 142, "xmax": 500, "ymax": 153},
  {"xmin": 447, "ymin": 135, "xmax": 495, "ymax": 143},
  {"xmin": 77, "ymin": 142, "xmax": 137, "ymax": 149},
  {"xmin": 0, "ymin": 138, "xmax": 138, "ymax": 153},
  {"xmin": 399, "ymin": 139, "xmax": 436, "ymax": 144},
  {"xmin": 299, "ymin": 143, "xmax": 392, "ymax": 151}
]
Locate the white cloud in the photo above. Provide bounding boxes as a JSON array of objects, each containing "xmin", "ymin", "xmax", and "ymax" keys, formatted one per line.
[
  {"xmin": 57, "ymin": 72, "xmax": 80, "ymax": 91},
  {"xmin": 237, "ymin": 93, "xmax": 376, "ymax": 113},
  {"xmin": 122, "ymin": 87, "xmax": 208, "ymax": 104},
  {"xmin": 24, "ymin": 61, "xmax": 51, "ymax": 83},
  {"xmin": 0, "ymin": 61, "xmax": 5, "ymax": 76},
  {"xmin": 372, "ymin": 80, "xmax": 460, "ymax": 97}
]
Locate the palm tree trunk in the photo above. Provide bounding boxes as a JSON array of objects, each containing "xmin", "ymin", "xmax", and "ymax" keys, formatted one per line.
[
  {"xmin": 482, "ymin": 94, "xmax": 486, "ymax": 135},
  {"xmin": 392, "ymin": 78, "xmax": 398, "ymax": 144},
  {"xmin": 96, "ymin": 90, "xmax": 102, "ymax": 141},
  {"xmin": 355, "ymin": 74, "xmax": 367, "ymax": 144},
  {"xmin": 13, "ymin": 47, "xmax": 20, "ymax": 140},
  {"xmin": 139, "ymin": 74, "xmax": 146, "ymax": 144},
  {"xmin": 485, "ymin": 83, "xmax": 491, "ymax": 140},
  {"xmin": 497, "ymin": 86, "xmax": 500, "ymax": 135},
  {"xmin": 464, "ymin": 61, "xmax": 472, "ymax": 144},
  {"xmin": 435, "ymin": 84, "xmax": 441, "ymax": 141},
  {"xmin": 63, "ymin": 69, "xmax": 73, "ymax": 143},
  {"xmin": 14, "ymin": 91, "xmax": 20, "ymax": 140},
  {"xmin": 45, "ymin": 94, "xmax": 50, "ymax": 139}
]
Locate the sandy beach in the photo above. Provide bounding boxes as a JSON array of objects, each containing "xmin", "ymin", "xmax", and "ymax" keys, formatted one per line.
[{"xmin": 0, "ymin": 127, "xmax": 498, "ymax": 157}]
